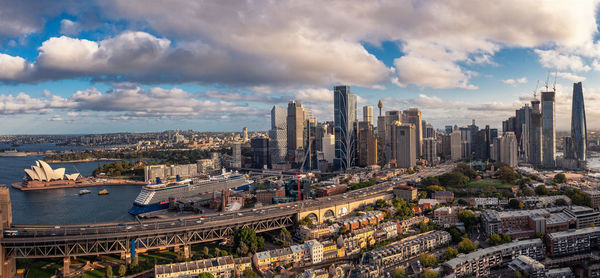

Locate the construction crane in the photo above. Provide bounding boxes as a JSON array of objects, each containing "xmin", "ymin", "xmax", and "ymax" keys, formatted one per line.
[
  {"xmin": 544, "ymin": 71, "xmax": 550, "ymax": 91},
  {"xmin": 533, "ymin": 80, "xmax": 539, "ymax": 99},
  {"xmin": 552, "ymin": 70, "xmax": 557, "ymax": 92}
]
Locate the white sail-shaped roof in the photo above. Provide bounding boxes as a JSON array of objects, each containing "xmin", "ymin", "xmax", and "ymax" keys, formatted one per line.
[
  {"xmin": 33, "ymin": 165, "xmax": 47, "ymax": 181},
  {"xmin": 24, "ymin": 169, "xmax": 39, "ymax": 180},
  {"xmin": 54, "ymin": 168, "xmax": 65, "ymax": 179},
  {"xmin": 65, "ymin": 173, "xmax": 80, "ymax": 181},
  {"xmin": 39, "ymin": 161, "xmax": 56, "ymax": 180}
]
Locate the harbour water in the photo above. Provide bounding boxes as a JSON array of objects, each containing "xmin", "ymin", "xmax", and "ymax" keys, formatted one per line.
[{"xmin": 0, "ymin": 144, "xmax": 137, "ymax": 225}]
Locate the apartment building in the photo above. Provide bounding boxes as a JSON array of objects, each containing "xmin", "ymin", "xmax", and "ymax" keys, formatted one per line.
[
  {"xmin": 546, "ymin": 227, "xmax": 600, "ymax": 257},
  {"xmin": 155, "ymin": 256, "xmax": 236, "ymax": 278}
]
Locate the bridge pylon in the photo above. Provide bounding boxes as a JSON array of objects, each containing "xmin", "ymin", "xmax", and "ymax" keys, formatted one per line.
[{"xmin": 0, "ymin": 186, "xmax": 15, "ymax": 278}]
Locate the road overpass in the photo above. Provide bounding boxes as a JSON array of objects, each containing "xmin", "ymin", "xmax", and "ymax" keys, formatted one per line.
[{"xmin": 0, "ymin": 163, "xmax": 455, "ymax": 277}]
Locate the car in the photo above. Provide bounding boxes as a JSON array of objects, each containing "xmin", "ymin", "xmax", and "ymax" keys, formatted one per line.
[
  {"xmin": 170, "ymin": 222, "xmax": 175, "ymax": 226},
  {"xmin": 238, "ymin": 213, "xmax": 243, "ymax": 216},
  {"xmin": 196, "ymin": 220, "xmax": 202, "ymax": 224},
  {"xmin": 126, "ymin": 226, "xmax": 133, "ymax": 230},
  {"xmin": 54, "ymin": 226, "xmax": 61, "ymax": 229},
  {"xmin": 80, "ymin": 228, "xmax": 86, "ymax": 231}
]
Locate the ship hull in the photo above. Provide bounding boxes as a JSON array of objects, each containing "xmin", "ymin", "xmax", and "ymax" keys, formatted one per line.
[{"xmin": 128, "ymin": 202, "xmax": 170, "ymax": 215}]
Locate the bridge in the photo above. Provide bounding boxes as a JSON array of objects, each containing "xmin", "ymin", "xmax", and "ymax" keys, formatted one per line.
[{"xmin": 0, "ymin": 163, "xmax": 454, "ymax": 277}]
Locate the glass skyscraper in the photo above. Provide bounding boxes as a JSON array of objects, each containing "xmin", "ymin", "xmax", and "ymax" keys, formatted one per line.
[
  {"xmin": 333, "ymin": 85, "xmax": 357, "ymax": 171},
  {"xmin": 571, "ymin": 82, "xmax": 587, "ymax": 161}
]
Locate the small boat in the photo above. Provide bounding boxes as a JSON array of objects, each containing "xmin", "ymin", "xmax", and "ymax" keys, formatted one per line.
[
  {"xmin": 98, "ymin": 189, "xmax": 109, "ymax": 195},
  {"xmin": 79, "ymin": 189, "xmax": 91, "ymax": 195}
]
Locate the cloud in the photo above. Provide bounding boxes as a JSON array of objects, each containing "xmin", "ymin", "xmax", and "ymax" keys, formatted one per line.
[
  {"xmin": 556, "ymin": 72, "xmax": 585, "ymax": 82},
  {"xmin": 59, "ymin": 19, "xmax": 80, "ymax": 35},
  {"xmin": 0, "ymin": 53, "xmax": 33, "ymax": 79},
  {"xmin": 534, "ymin": 49, "xmax": 592, "ymax": 72},
  {"xmin": 502, "ymin": 77, "xmax": 528, "ymax": 86}
]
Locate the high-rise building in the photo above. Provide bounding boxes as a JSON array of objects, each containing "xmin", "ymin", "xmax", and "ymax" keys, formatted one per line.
[
  {"xmin": 251, "ymin": 138, "xmax": 270, "ymax": 169},
  {"xmin": 425, "ymin": 123, "xmax": 434, "ymax": 139},
  {"xmin": 459, "ymin": 127, "xmax": 472, "ymax": 158},
  {"xmin": 500, "ymin": 132, "xmax": 518, "ymax": 167},
  {"xmin": 333, "ymin": 85, "xmax": 358, "ymax": 171},
  {"xmin": 358, "ymin": 121, "xmax": 377, "ymax": 167},
  {"xmin": 472, "ymin": 130, "xmax": 488, "ymax": 160},
  {"xmin": 287, "ymin": 100, "xmax": 305, "ymax": 162},
  {"xmin": 445, "ymin": 125, "xmax": 453, "ymax": 134},
  {"xmin": 242, "ymin": 127, "xmax": 248, "ymax": 142},
  {"xmin": 232, "ymin": 142, "xmax": 242, "ymax": 168},
  {"xmin": 391, "ymin": 122, "xmax": 416, "ymax": 168},
  {"xmin": 403, "ymin": 108, "xmax": 423, "ymax": 158},
  {"xmin": 516, "ymin": 105, "xmax": 532, "ymax": 161},
  {"xmin": 383, "ymin": 110, "xmax": 401, "ymax": 164},
  {"xmin": 542, "ymin": 91, "xmax": 556, "ymax": 168},
  {"xmin": 571, "ymin": 82, "xmax": 587, "ymax": 161},
  {"xmin": 304, "ymin": 117, "xmax": 318, "ymax": 169},
  {"xmin": 529, "ymin": 98, "xmax": 543, "ymax": 166},
  {"xmin": 377, "ymin": 115, "xmax": 387, "ymax": 166},
  {"xmin": 450, "ymin": 130, "xmax": 462, "ymax": 161},
  {"xmin": 363, "ymin": 105, "xmax": 373, "ymax": 125},
  {"xmin": 422, "ymin": 138, "xmax": 437, "ymax": 165},
  {"xmin": 269, "ymin": 105, "xmax": 287, "ymax": 164},
  {"xmin": 440, "ymin": 134, "xmax": 452, "ymax": 159},
  {"xmin": 322, "ymin": 133, "xmax": 335, "ymax": 164}
]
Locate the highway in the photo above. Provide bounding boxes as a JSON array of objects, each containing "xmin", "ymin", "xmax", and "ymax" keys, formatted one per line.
[{"xmin": 3, "ymin": 163, "xmax": 454, "ymax": 240}]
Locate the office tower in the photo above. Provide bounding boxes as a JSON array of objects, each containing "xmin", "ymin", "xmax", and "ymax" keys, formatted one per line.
[
  {"xmin": 445, "ymin": 126, "xmax": 453, "ymax": 134},
  {"xmin": 358, "ymin": 121, "xmax": 377, "ymax": 167},
  {"xmin": 450, "ymin": 130, "xmax": 462, "ymax": 161},
  {"xmin": 391, "ymin": 122, "xmax": 416, "ymax": 168},
  {"xmin": 500, "ymin": 132, "xmax": 518, "ymax": 167},
  {"xmin": 287, "ymin": 100, "xmax": 305, "ymax": 162},
  {"xmin": 502, "ymin": 117, "xmax": 516, "ymax": 133},
  {"xmin": 383, "ymin": 110, "xmax": 401, "ymax": 164},
  {"xmin": 542, "ymin": 91, "xmax": 556, "ymax": 168},
  {"xmin": 472, "ymin": 130, "xmax": 488, "ymax": 160},
  {"xmin": 251, "ymin": 138, "xmax": 270, "ymax": 169},
  {"xmin": 529, "ymin": 98, "xmax": 543, "ymax": 166},
  {"xmin": 459, "ymin": 127, "xmax": 472, "ymax": 158},
  {"xmin": 269, "ymin": 105, "xmax": 287, "ymax": 164},
  {"xmin": 334, "ymin": 85, "xmax": 358, "ymax": 171},
  {"xmin": 571, "ymin": 82, "xmax": 587, "ymax": 161},
  {"xmin": 440, "ymin": 134, "xmax": 452, "ymax": 159},
  {"xmin": 242, "ymin": 127, "xmax": 248, "ymax": 141},
  {"xmin": 425, "ymin": 123, "xmax": 434, "ymax": 138},
  {"xmin": 363, "ymin": 105, "xmax": 374, "ymax": 125},
  {"xmin": 516, "ymin": 105, "xmax": 532, "ymax": 161},
  {"xmin": 422, "ymin": 138, "xmax": 437, "ymax": 164},
  {"xmin": 303, "ymin": 117, "xmax": 318, "ymax": 169},
  {"xmin": 232, "ymin": 142, "xmax": 242, "ymax": 168},
  {"xmin": 322, "ymin": 134, "xmax": 335, "ymax": 164},
  {"xmin": 403, "ymin": 108, "xmax": 423, "ymax": 158}
]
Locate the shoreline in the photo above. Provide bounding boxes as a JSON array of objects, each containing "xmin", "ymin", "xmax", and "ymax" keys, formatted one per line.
[
  {"xmin": 44, "ymin": 158, "xmax": 123, "ymax": 163},
  {"xmin": 11, "ymin": 179, "xmax": 147, "ymax": 191}
]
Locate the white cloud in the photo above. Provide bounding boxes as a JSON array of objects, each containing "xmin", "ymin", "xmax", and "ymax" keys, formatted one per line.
[
  {"xmin": 556, "ymin": 72, "xmax": 585, "ymax": 82},
  {"xmin": 502, "ymin": 77, "xmax": 528, "ymax": 86},
  {"xmin": 0, "ymin": 53, "xmax": 32, "ymax": 79},
  {"xmin": 59, "ymin": 19, "xmax": 80, "ymax": 35},
  {"xmin": 534, "ymin": 49, "xmax": 592, "ymax": 72}
]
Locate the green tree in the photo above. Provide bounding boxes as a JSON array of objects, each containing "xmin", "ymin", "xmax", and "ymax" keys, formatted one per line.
[
  {"xmin": 458, "ymin": 238, "xmax": 477, "ymax": 253},
  {"xmin": 438, "ymin": 171, "xmax": 469, "ymax": 186},
  {"xmin": 375, "ymin": 199, "xmax": 387, "ymax": 209},
  {"xmin": 132, "ymin": 256, "xmax": 138, "ymax": 267},
  {"xmin": 105, "ymin": 266, "xmax": 113, "ymax": 278},
  {"xmin": 515, "ymin": 271, "xmax": 523, "ymax": 278},
  {"xmin": 391, "ymin": 267, "xmax": 406, "ymax": 278},
  {"xmin": 443, "ymin": 247, "xmax": 458, "ymax": 261},
  {"xmin": 522, "ymin": 187, "xmax": 535, "ymax": 196},
  {"xmin": 501, "ymin": 234, "xmax": 512, "ymax": 243},
  {"xmin": 421, "ymin": 176, "xmax": 440, "ymax": 186},
  {"xmin": 279, "ymin": 227, "xmax": 292, "ymax": 242},
  {"xmin": 118, "ymin": 265, "xmax": 126, "ymax": 277},
  {"xmin": 419, "ymin": 221, "xmax": 433, "ymax": 233},
  {"xmin": 198, "ymin": 273, "xmax": 215, "ymax": 278},
  {"xmin": 508, "ymin": 199, "xmax": 524, "ymax": 209},
  {"xmin": 554, "ymin": 198, "xmax": 568, "ymax": 206},
  {"xmin": 419, "ymin": 253, "xmax": 437, "ymax": 268},
  {"xmin": 497, "ymin": 166, "xmax": 519, "ymax": 183},
  {"xmin": 203, "ymin": 246, "xmax": 210, "ymax": 257},
  {"xmin": 535, "ymin": 184, "xmax": 548, "ymax": 195},
  {"xmin": 553, "ymin": 173, "xmax": 567, "ymax": 184},
  {"xmin": 425, "ymin": 185, "xmax": 446, "ymax": 193},
  {"xmin": 489, "ymin": 234, "xmax": 502, "ymax": 245},
  {"xmin": 447, "ymin": 227, "xmax": 464, "ymax": 243},
  {"xmin": 234, "ymin": 227, "xmax": 265, "ymax": 256},
  {"xmin": 458, "ymin": 210, "xmax": 478, "ymax": 229},
  {"xmin": 241, "ymin": 269, "xmax": 260, "ymax": 278},
  {"xmin": 455, "ymin": 163, "xmax": 478, "ymax": 179},
  {"xmin": 421, "ymin": 269, "xmax": 439, "ymax": 278},
  {"xmin": 299, "ymin": 216, "xmax": 314, "ymax": 228}
]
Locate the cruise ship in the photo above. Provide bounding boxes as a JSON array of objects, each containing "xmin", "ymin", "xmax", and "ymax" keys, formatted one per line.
[{"xmin": 128, "ymin": 170, "xmax": 252, "ymax": 215}]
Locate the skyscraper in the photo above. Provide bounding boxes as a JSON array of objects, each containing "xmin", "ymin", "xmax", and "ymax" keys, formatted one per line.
[
  {"xmin": 358, "ymin": 121, "xmax": 377, "ymax": 167},
  {"xmin": 333, "ymin": 85, "xmax": 358, "ymax": 171},
  {"xmin": 571, "ymin": 82, "xmax": 587, "ymax": 161},
  {"xmin": 287, "ymin": 100, "xmax": 305, "ymax": 162},
  {"xmin": 269, "ymin": 105, "xmax": 287, "ymax": 164},
  {"xmin": 251, "ymin": 137, "xmax": 270, "ymax": 169},
  {"xmin": 450, "ymin": 130, "xmax": 462, "ymax": 161},
  {"xmin": 391, "ymin": 122, "xmax": 416, "ymax": 168},
  {"xmin": 403, "ymin": 108, "xmax": 423, "ymax": 158},
  {"xmin": 542, "ymin": 91, "xmax": 556, "ymax": 168},
  {"xmin": 363, "ymin": 105, "xmax": 373, "ymax": 125},
  {"xmin": 242, "ymin": 127, "xmax": 248, "ymax": 141},
  {"xmin": 422, "ymin": 138, "xmax": 437, "ymax": 164},
  {"xmin": 529, "ymin": 97, "xmax": 543, "ymax": 166},
  {"xmin": 383, "ymin": 110, "xmax": 401, "ymax": 164},
  {"xmin": 500, "ymin": 132, "xmax": 518, "ymax": 167},
  {"xmin": 232, "ymin": 142, "xmax": 242, "ymax": 168}
]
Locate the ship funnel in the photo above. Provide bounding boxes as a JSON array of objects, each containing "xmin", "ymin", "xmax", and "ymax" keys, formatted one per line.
[
  {"xmin": 156, "ymin": 177, "xmax": 161, "ymax": 184},
  {"xmin": 176, "ymin": 175, "xmax": 181, "ymax": 182}
]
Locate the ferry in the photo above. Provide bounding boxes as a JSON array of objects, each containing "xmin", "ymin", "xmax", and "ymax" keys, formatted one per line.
[
  {"xmin": 98, "ymin": 189, "xmax": 109, "ymax": 195},
  {"xmin": 128, "ymin": 169, "xmax": 252, "ymax": 215},
  {"xmin": 79, "ymin": 189, "xmax": 91, "ymax": 195}
]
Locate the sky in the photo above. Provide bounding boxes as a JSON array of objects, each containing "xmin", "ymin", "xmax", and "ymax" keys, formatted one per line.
[{"xmin": 1, "ymin": 1, "xmax": 600, "ymax": 134}]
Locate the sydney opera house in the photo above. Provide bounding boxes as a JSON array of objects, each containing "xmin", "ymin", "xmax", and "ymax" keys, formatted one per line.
[{"xmin": 19, "ymin": 160, "xmax": 81, "ymax": 188}]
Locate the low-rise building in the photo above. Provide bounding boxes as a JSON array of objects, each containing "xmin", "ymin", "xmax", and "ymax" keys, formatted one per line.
[
  {"xmin": 255, "ymin": 187, "xmax": 285, "ymax": 204},
  {"xmin": 481, "ymin": 209, "xmax": 574, "ymax": 238},
  {"xmin": 434, "ymin": 206, "xmax": 462, "ymax": 227},
  {"xmin": 433, "ymin": 191, "xmax": 454, "ymax": 203},
  {"xmin": 233, "ymin": 257, "xmax": 252, "ymax": 276},
  {"xmin": 393, "ymin": 185, "xmax": 417, "ymax": 202},
  {"xmin": 441, "ymin": 239, "xmax": 544, "ymax": 277},
  {"xmin": 546, "ymin": 227, "xmax": 600, "ymax": 257},
  {"xmin": 298, "ymin": 224, "xmax": 332, "ymax": 239},
  {"xmin": 564, "ymin": 205, "xmax": 600, "ymax": 228},
  {"xmin": 583, "ymin": 190, "xmax": 600, "ymax": 209},
  {"xmin": 315, "ymin": 184, "xmax": 348, "ymax": 197},
  {"xmin": 155, "ymin": 255, "xmax": 236, "ymax": 278},
  {"xmin": 508, "ymin": 255, "xmax": 545, "ymax": 278},
  {"xmin": 517, "ymin": 195, "xmax": 571, "ymax": 208}
]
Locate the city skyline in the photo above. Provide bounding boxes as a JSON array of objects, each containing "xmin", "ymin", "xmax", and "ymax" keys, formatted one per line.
[{"xmin": 1, "ymin": 1, "xmax": 600, "ymax": 134}]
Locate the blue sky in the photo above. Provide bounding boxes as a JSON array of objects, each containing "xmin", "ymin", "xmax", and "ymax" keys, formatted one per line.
[{"xmin": 1, "ymin": 1, "xmax": 600, "ymax": 134}]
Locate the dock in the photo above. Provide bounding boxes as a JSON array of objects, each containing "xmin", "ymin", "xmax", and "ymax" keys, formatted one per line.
[{"xmin": 11, "ymin": 179, "xmax": 147, "ymax": 191}]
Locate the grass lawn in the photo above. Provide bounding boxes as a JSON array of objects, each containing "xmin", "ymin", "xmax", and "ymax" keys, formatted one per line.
[
  {"xmin": 83, "ymin": 269, "xmax": 106, "ymax": 278},
  {"xmin": 464, "ymin": 179, "xmax": 514, "ymax": 189},
  {"xmin": 26, "ymin": 260, "xmax": 56, "ymax": 278}
]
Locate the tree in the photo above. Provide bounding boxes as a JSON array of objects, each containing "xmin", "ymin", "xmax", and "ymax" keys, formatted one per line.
[
  {"xmin": 515, "ymin": 271, "xmax": 523, "ymax": 278},
  {"xmin": 555, "ymin": 198, "xmax": 568, "ymax": 206},
  {"xmin": 458, "ymin": 238, "xmax": 477, "ymax": 253},
  {"xmin": 299, "ymin": 216, "xmax": 314, "ymax": 228},
  {"xmin": 419, "ymin": 253, "xmax": 437, "ymax": 268},
  {"xmin": 443, "ymin": 247, "xmax": 458, "ymax": 261},
  {"xmin": 203, "ymin": 246, "xmax": 210, "ymax": 257},
  {"xmin": 489, "ymin": 234, "xmax": 502, "ymax": 245},
  {"xmin": 497, "ymin": 166, "xmax": 519, "ymax": 183},
  {"xmin": 241, "ymin": 269, "xmax": 260, "ymax": 278},
  {"xmin": 439, "ymin": 171, "xmax": 469, "ymax": 186},
  {"xmin": 425, "ymin": 185, "xmax": 445, "ymax": 193},
  {"xmin": 391, "ymin": 267, "xmax": 406, "ymax": 278},
  {"xmin": 522, "ymin": 187, "xmax": 535, "ymax": 196},
  {"xmin": 132, "ymin": 256, "xmax": 138, "ymax": 267},
  {"xmin": 508, "ymin": 199, "xmax": 524, "ymax": 209},
  {"xmin": 421, "ymin": 176, "xmax": 440, "ymax": 186},
  {"xmin": 419, "ymin": 221, "xmax": 433, "ymax": 233},
  {"xmin": 105, "ymin": 266, "xmax": 113, "ymax": 278},
  {"xmin": 279, "ymin": 227, "xmax": 292, "ymax": 242},
  {"xmin": 458, "ymin": 210, "xmax": 478, "ymax": 229},
  {"xmin": 535, "ymin": 184, "xmax": 548, "ymax": 196},
  {"xmin": 455, "ymin": 163, "xmax": 478, "ymax": 179},
  {"xmin": 501, "ymin": 234, "xmax": 512, "ymax": 243},
  {"xmin": 447, "ymin": 227, "xmax": 464, "ymax": 243},
  {"xmin": 118, "ymin": 265, "xmax": 126, "ymax": 277},
  {"xmin": 234, "ymin": 227, "xmax": 265, "ymax": 256},
  {"xmin": 553, "ymin": 173, "xmax": 567, "ymax": 184},
  {"xmin": 198, "ymin": 273, "xmax": 215, "ymax": 278},
  {"xmin": 421, "ymin": 269, "xmax": 439, "ymax": 278},
  {"xmin": 375, "ymin": 199, "xmax": 387, "ymax": 209}
]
